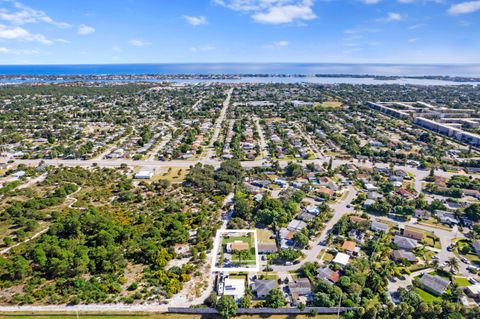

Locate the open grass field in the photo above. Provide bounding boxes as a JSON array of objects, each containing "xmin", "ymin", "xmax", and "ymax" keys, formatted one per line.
[
  {"xmin": 156, "ymin": 167, "xmax": 189, "ymax": 183},
  {"xmin": 222, "ymin": 234, "xmax": 254, "ymax": 247},
  {"xmin": 256, "ymin": 229, "xmax": 275, "ymax": 244},
  {"xmin": 317, "ymin": 101, "xmax": 342, "ymax": 108}
]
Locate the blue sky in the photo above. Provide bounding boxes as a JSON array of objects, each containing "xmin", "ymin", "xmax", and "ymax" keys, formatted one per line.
[{"xmin": 0, "ymin": 0, "xmax": 479, "ymax": 64}]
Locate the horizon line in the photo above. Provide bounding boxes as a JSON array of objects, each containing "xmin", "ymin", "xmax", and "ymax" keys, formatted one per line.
[{"xmin": 1, "ymin": 62, "xmax": 480, "ymax": 67}]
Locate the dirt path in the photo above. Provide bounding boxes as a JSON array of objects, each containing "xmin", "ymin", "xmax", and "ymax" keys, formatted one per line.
[{"xmin": 0, "ymin": 227, "xmax": 49, "ymax": 255}]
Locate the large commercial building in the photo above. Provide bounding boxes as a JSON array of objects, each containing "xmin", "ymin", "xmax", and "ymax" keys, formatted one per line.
[{"xmin": 368, "ymin": 101, "xmax": 480, "ymax": 147}]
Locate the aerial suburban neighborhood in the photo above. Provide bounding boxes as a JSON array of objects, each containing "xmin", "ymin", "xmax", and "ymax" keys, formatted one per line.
[{"xmin": 0, "ymin": 79, "xmax": 479, "ymax": 319}]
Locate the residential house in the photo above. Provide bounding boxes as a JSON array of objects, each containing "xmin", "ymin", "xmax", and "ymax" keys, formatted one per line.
[
  {"xmin": 223, "ymin": 278, "xmax": 246, "ymax": 301},
  {"xmin": 257, "ymin": 243, "xmax": 277, "ymax": 254},
  {"xmin": 419, "ymin": 274, "xmax": 450, "ymax": 296},
  {"xmin": 392, "ymin": 250, "xmax": 418, "ymax": 263},
  {"xmin": 348, "ymin": 229, "xmax": 365, "ymax": 243},
  {"xmin": 226, "ymin": 242, "xmax": 249, "ymax": 253},
  {"xmin": 363, "ymin": 199, "xmax": 375, "ymax": 207},
  {"xmin": 364, "ymin": 183, "xmax": 378, "ymax": 191},
  {"xmin": 278, "ymin": 228, "xmax": 295, "ymax": 249},
  {"xmin": 305, "ymin": 204, "xmax": 320, "ymax": 215},
  {"xmin": 289, "ymin": 278, "xmax": 312, "ymax": 306},
  {"xmin": 332, "ymin": 252, "xmax": 350, "ymax": 266},
  {"xmin": 341, "ymin": 240, "xmax": 356, "ymax": 255},
  {"xmin": 316, "ymin": 186, "xmax": 334, "ymax": 198},
  {"xmin": 318, "ymin": 177, "xmax": 338, "ymax": 191},
  {"xmin": 252, "ymin": 279, "xmax": 276, "ymax": 299},
  {"xmin": 287, "ymin": 220, "xmax": 307, "ymax": 232},
  {"xmin": 396, "ymin": 188, "xmax": 415, "ymax": 199},
  {"xmin": 472, "ymin": 240, "xmax": 480, "ymax": 255},
  {"xmin": 465, "ymin": 284, "xmax": 480, "ymax": 298},
  {"xmin": 414, "ymin": 209, "xmax": 431, "ymax": 220},
  {"xmin": 316, "ymin": 267, "xmax": 340, "ymax": 285},
  {"xmin": 394, "ymin": 235, "xmax": 418, "ymax": 251},
  {"xmin": 371, "ymin": 221, "xmax": 389, "ymax": 233},
  {"xmin": 134, "ymin": 170, "xmax": 153, "ymax": 179},
  {"xmin": 435, "ymin": 210, "xmax": 460, "ymax": 226},
  {"xmin": 403, "ymin": 228, "xmax": 425, "ymax": 241},
  {"xmin": 298, "ymin": 211, "xmax": 315, "ymax": 222}
]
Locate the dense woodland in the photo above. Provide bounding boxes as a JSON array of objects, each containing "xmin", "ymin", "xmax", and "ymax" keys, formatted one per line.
[{"xmin": 0, "ymin": 161, "xmax": 244, "ymax": 304}]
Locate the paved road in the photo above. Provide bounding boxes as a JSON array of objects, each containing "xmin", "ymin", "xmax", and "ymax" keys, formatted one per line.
[
  {"xmin": 206, "ymin": 87, "xmax": 233, "ymax": 150},
  {"xmin": 271, "ymin": 183, "xmax": 358, "ymax": 272},
  {"xmin": 294, "ymin": 122, "xmax": 322, "ymax": 158},
  {"xmin": 254, "ymin": 116, "xmax": 269, "ymax": 159}
]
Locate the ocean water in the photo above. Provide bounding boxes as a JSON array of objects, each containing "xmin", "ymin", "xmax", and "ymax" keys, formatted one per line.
[
  {"xmin": 0, "ymin": 63, "xmax": 479, "ymax": 85},
  {"xmin": 0, "ymin": 63, "xmax": 479, "ymax": 76}
]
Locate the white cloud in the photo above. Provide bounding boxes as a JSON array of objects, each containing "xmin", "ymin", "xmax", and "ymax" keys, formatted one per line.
[
  {"xmin": 448, "ymin": 1, "xmax": 480, "ymax": 15},
  {"xmin": 408, "ymin": 23, "xmax": 424, "ymax": 29},
  {"xmin": 56, "ymin": 38, "xmax": 71, "ymax": 44},
  {"xmin": 215, "ymin": 0, "xmax": 316, "ymax": 25},
  {"xmin": 0, "ymin": 24, "xmax": 51, "ymax": 44},
  {"xmin": 0, "ymin": 1, "xmax": 71, "ymax": 28},
  {"xmin": 408, "ymin": 37, "xmax": 421, "ymax": 42},
  {"xmin": 129, "ymin": 39, "xmax": 151, "ymax": 47},
  {"xmin": 183, "ymin": 15, "xmax": 208, "ymax": 26},
  {"xmin": 378, "ymin": 12, "xmax": 404, "ymax": 22},
  {"xmin": 77, "ymin": 24, "xmax": 95, "ymax": 35},
  {"xmin": 274, "ymin": 40, "xmax": 289, "ymax": 47},
  {"xmin": 189, "ymin": 45, "xmax": 215, "ymax": 52},
  {"xmin": 362, "ymin": 0, "xmax": 381, "ymax": 4},
  {"xmin": 0, "ymin": 46, "xmax": 39, "ymax": 55},
  {"xmin": 264, "ymin": 40, "xmax": 290, "ymax": 48}
]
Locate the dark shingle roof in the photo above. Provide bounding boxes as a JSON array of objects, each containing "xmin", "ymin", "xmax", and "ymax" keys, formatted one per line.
[{"xmin": 419, "ymin": 274, "xmax": 450, "ymax": 295}]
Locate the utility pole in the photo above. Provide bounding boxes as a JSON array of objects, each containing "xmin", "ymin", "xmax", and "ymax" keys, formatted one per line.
[{"xmin": 337, "ymin": 293, "xmax": 343, "ymax": 319}]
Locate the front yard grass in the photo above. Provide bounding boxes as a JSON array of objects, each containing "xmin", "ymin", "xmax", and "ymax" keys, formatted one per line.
[
  {"xmin": 416, "ymin": 287, "xmax": 441, "ymax": 302},
  {"xmin": 453, "ymin": 276, "xmax": 471, "ymax": 287}
]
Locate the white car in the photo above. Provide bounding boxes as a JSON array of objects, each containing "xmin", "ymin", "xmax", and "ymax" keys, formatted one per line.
[{"xmin": 468, "ymin": 277, "xmax": 478, "ymax": 284}]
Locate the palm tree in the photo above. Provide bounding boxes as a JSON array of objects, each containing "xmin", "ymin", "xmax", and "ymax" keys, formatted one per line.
[
  {"xmin": 445, "ymin": 257, "xmax": 459, "ymax": 275},
  {"xmin": 429, "ymin": 259, "xmax": 439, "ymax": 271}
]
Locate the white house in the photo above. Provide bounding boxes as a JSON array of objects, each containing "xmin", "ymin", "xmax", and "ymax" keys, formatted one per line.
[
  {"xmin": 332, "ymin": 252, "xmax": 350, "ymax": 266},
  {"xmin": 135, "ymin": 170, "xmax": 154, "ymax": 179},
  {"xmin": 223, "ymin": 278, "xmax": 245, "ymax": 301}
]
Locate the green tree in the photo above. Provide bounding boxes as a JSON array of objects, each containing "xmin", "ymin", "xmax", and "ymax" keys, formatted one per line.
[
  {"xmin": 216, "ymin": 295, "xmax": 238, "ymax": 318},
  {"xmin": 239, "ymin": 294, "xmax": 252, "ymax": 308},
  {"xmin": 264, "ymin": 288, "xmax": 286, "ymax": 308},
  {"xmin": 445, "ymin": 257, "xmax": 459, "ymax": 274},
  {"xmin": 465, "ymin": 203, "xmax": 480, "ymax": 222},
  {"xmin": 293, "ymin": 232, "xmax": 309, "ymax": 248}
]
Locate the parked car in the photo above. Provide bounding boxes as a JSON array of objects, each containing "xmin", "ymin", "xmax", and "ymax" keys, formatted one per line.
[{"xmin": 468, "ymin": 277, "xmax": 478, "ymax": 284}]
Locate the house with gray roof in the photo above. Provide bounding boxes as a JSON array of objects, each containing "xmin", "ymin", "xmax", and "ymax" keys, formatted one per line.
[
  {"xmin": 419, "ymin": 274, "xmax": 450, "ymax": 295},
  {"xmin": 393, "ymin": 235, "xmax": 418, "ymax": 251},
  {"xmin": 317, "ymin": 267, "xmax": 340, "ymax": 285},
  {"xmin": 252, "ymin": 279, "xmax": 276, "ymax": 299},
  {"xmin": 392, "ymin": 250, "xmax": 417, "ymax": 263},
  {"xmin": 472, "ymin": 240, "xmax": 480, "ymax": 255},
  {"xmin": 298, "ymin": 211, "xmax": 315, "ymax": 222},
  {"xmin": 371, "ymin": 221, "xmax": 389, "ymax": 233}
]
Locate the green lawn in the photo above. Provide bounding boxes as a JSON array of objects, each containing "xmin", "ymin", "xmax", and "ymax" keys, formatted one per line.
[
  {"xmin": 453, "ymin": 276, "xmax": 471, "ymax": 287},
  {"xmin": 323, "ymin": 251, "xmax": 335, "ymax": 262},
  {"xmin": 222, "ymin": 234, "xmax": 254, "ymax": 246},
  {"xmin": 416, "ymin": 287, "xmax": 441, "ymax": 302}
]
